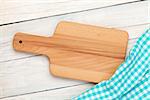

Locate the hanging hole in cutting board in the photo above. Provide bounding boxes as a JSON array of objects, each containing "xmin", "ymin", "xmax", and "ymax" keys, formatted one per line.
[{"xmin": 19, "ymin": 40, "xmax": 22, "ymax": 44}]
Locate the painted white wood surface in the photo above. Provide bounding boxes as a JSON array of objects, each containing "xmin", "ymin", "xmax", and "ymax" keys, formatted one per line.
[
  {"xmin": 1, "ymin": 84, "xmax": 94, "ymax": 100},
  {"xmin": 0, "ymin": 0, "xmax": 137, "ymax": 25},
  {"xmin": 0, "ymin": 0, "xmax": 149, "ymax": 99}
]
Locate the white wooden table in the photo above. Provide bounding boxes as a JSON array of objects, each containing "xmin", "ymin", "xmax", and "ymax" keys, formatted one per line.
[{"xmin": 0, "ymin": 0, "xmax": 149, "ymax": 99}]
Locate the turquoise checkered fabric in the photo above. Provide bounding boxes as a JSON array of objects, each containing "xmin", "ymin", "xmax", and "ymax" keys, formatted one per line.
[{"xmin": 73, "ymin": 28, "xmax": 150, "ymax": 100}]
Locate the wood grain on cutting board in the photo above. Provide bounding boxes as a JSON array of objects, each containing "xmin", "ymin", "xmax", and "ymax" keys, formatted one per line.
[{"xmin": 13, "ymin": 21, "xmax": 128, "ymax": 83}]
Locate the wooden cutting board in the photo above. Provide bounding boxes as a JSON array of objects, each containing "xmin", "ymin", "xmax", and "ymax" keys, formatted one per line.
[{"xmin": 13, "ymin": 21, "xmax": 128, "ymax": 83}]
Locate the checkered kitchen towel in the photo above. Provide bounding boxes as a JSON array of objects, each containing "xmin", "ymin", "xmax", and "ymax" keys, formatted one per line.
[{"xmin": 73, "ymin": 28, "xmax": 150, "ymax": 100}]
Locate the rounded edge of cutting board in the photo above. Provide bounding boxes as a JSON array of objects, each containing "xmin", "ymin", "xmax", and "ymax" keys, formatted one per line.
[
  {"xmin": 55, "ymin": 21, "xmax": 129, "ymax": 41},
  {"xmin": 50, "ymin": 64, "xmax": 113, "ymax": 83}
]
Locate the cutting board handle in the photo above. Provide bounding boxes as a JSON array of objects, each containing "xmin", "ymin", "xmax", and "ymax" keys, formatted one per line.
[{"xmin": 13, "ymin": 32, "xmax": 51, "ymax": 55}]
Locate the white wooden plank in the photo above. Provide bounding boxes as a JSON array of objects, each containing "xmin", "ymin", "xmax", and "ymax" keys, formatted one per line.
[
  {"xmin": 0, "ymin": 55, "xmax": 85, "ymax": 98},
  {"xmin": 1, "ymin": 84, "xmax": 94, "ymax": 100},
  {"xmin": 0, "ymin": 0, "xmax": 137, "ymax": 25}
]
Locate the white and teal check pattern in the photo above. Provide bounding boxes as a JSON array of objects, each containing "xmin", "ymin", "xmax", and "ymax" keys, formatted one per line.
[{"xmin": 73, "ymin": 28, "xmax": 150, "ymax": 100}]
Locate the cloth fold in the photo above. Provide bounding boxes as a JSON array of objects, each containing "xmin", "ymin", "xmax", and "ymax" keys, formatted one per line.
[{"xmin": 73, "ymin": 28, "xmax": 150, "ymax": 100}]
